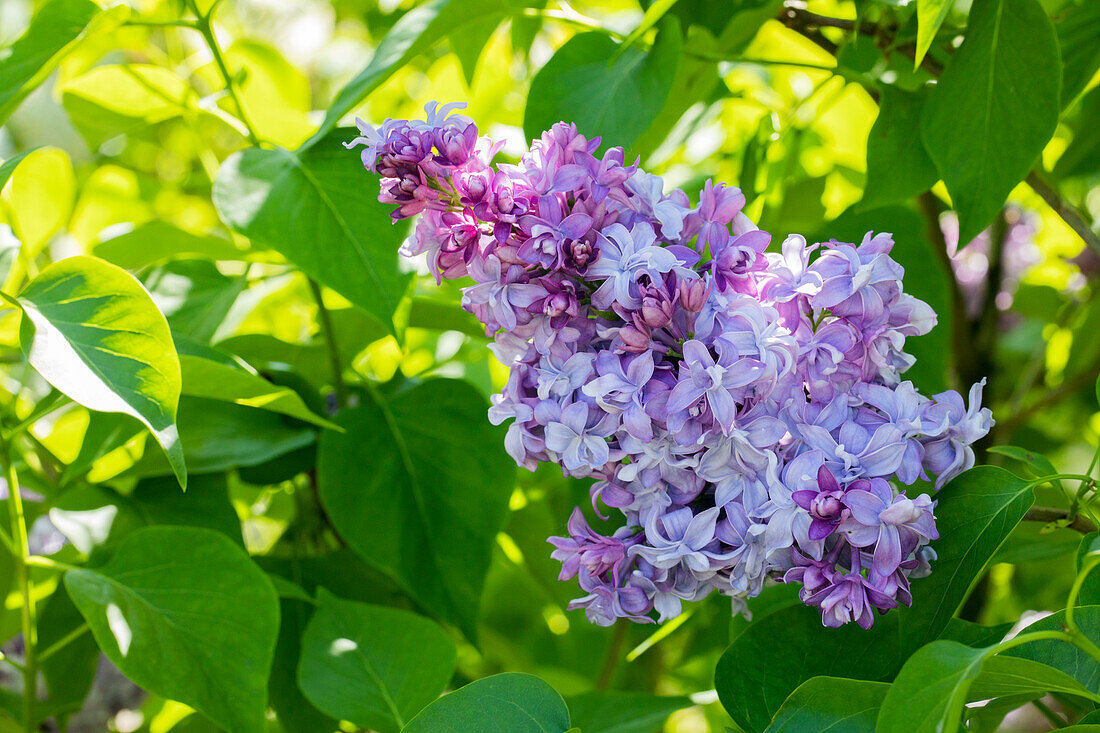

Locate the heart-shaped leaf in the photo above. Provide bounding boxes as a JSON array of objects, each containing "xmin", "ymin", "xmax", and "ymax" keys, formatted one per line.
[
  {"xmin": 402, "ymin": 673, "xmax": 570, "ymax": 733},
  {"xmin": 317, "ymin": 379, "xmax": 514, "ymax": 640},
  {"xmin": 213, "ymin": 135, "xmax": 410, "ymax": 330},
  {"xmin": 766, "ymin": 677, "xmax": 889, "ymax": 733},
  {"xmin": 298, "ymin": 588, "xmax": 456, "ymax": 732},
  {"xmin": 523, "ymin": 21, "xmax": 682, "ymax": 154},
  {"xmin": 64, "ymin": 527, "xmax": 279, "ymax": 733}
]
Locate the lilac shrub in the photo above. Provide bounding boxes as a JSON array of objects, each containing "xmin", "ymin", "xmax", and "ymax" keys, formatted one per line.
[{"xmin": 347, "ymin": 102, "xmax": 993, "ymax": 630}]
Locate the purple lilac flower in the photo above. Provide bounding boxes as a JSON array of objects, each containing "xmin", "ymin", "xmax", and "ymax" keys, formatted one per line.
[{"xmin": 349, "ymin": 101, "xmax": 994, "ymax": 631}]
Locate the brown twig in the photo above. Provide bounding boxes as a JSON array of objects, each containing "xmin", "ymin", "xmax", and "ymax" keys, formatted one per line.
[
  {"xmin": 1024, "ymin": 506, "xmax": 1098, "ymax": 534},
  {"xmin": 1026, "ymin": 170, "xmax": 1100, "ymax": 256}
]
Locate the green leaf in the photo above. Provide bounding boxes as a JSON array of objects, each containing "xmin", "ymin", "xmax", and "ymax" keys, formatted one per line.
[
  {"xmin": 967, "ymin": 654, "xmax": 1100, "ymax": 703},
  {"xmin": 523, "ymin": 21, "xmax": 682, "ymax": 155},
  {"xmin": 14, "ymin": 256, "xmax": 186, "ymax": 488},
  {"xmin": 298, "ymin": 588, "xmax": 456, "ymax": 732},
  {"xmin": 93, "ymin": 222, "xmax": 246, "ymax": 270},
  {"xmin": 61, "ymin": 411, "xmax": 143, "ymax": 485},
  {"xmin": 64, "ymin": 527, "xmax": 279, "ymax": 733},
  {"xmin": 877, "ymin": 640, "xmax": 987, "ymax": 733},
  {"xmin": 180, "ymin": 355, "xmax": 338, "ymax": 430},
  {"xmin": 125, "ymin": 397, "xmax": 314, "ymax": 478},
  {"xmin": 862, "ymin": 86, "xmax": 939, "ymax": 208},
  {"xmin": 987, "ymin": 445, "xmax": 1060, "ymax": 481},
  {"xmin": 317, "ymin": 379, "xmax": 515, "ymax": 640},
  {"xmin": 60, "ymin": 64, "xmax": 194, "ymax": 146},
  {"xmin": 765, "ymin": 677, "xmax": 889, "ymax": 733},
  {"xmin": 0, "ymin": 0, "xmax": 124, "ymax": 125},
  {"xmin": 213, "ymin": 133, "xmax": 411, "ymax": 330},
  {"xmin": 50, "ymin": 473, "xmax": 243, "ymax": 557},
  {"xmin": 401, "ymin": 673, "xmax": 570, "ymax": 733},
  {"xmin": 1076, "ymin": 532, "xmax": 1100, "ymax": 605},
  {"xmin": 308, "ymin": 0, "xmax": 527, "ymax": 145},
  {"xmin": 715, "ymin": 467, "xmax": 1033, "ymax": 732},
  {"xmin": 270, "ymin": 597, "xmax": 337, "ymax": 733},
  {"xmin": 144, "ymin": 259, "xmax": 247, "ymax": 342},
  {"xmin": 0, "ymin": 149, "xmax": 37, "ymax": 191},
  {"xmin": 565, "ymin": 691, "xmax": 691, "ymax": 733},
  {"xmin": 939, "ymin": 618, "xmax": 1013, "ymax": 648},
  {"xmin": 618, "ymin": 0, "xmax": 682, "ymax": 55},
  {"xmin": 1054, "ymin": 0, "xmax": 1100, "ymax": 107},
  {"xmin": 1003, "ymin": 607, "xmax": 1100, "ymax": 690},
  {"xmin": 914, "ymin": 0, "xmax": 953, "ymax": 69},
  {"xmin": 37, "ymin": 587, "xmax": 98, "ymax": 727},
  {"xmin": 449, "ymin": 19, "xmax": 498, "ymax": 86},
  {"xmin": 920, "ymin": 0, "xmax": 1061, "ymax": 245}
]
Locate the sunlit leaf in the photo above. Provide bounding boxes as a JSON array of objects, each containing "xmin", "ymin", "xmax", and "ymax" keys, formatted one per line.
[
  {"xmin": 0, "ymin": 0, "xmax": 124, "ymax": 125},
  {"xmin": 3, "ymin": 147, "xmax": 75, "ymax": 254},
  {"xmin": 180, "ymin": 355, "xmax": 339, "ymax": 430},
  {"xmin": 524, "ymin": 21, "xmax": 682, "ymax": 154},
  {"xmin": 13, "ymin": 256, "xmax": 186, "ymax": 488},
  {"xmin": 213, "ymin": 134, "xmax": 411, "ymax": 330},
  {"xmin": 307, "ymin": 0, "xmax": 529, "ymax": 145}
]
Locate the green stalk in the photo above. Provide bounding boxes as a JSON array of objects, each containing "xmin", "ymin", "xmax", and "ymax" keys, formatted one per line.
[
  {"xmin": 4, "ymin": 442, "xmax": 36, "ymax": 731},
  {"xmin": 185, "ymin": 0, "xmax": 262, "ymax": 146},
  {"xmin": 307, "ymin": 278, "xmax": 348, "ymax": 410}
]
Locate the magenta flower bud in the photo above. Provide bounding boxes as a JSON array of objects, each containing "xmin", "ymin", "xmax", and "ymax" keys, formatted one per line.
[
  {"xmin": 545, "ymin": 292, "xmax": 573, "ymax": 318},
  {"xmin": 451, "ymin": 222, "xmax": 480, "ymax": 249},
  {"xmin": 460, "ymin": 171, "xmax": 490, "ymax": 204},
  {"xmin": 678, "ymin": 278, "xmax": 708, "ymax": 312},
  {"xmin": 434, "ymin": 122, "xmax": 478, "ymax": 166},
  {"xmin": 618, "ymin": 323, "xmax": 651, "ymax": 352},
  {"xmin": 810, "ymin": 494, "xmax": 844, "ymax": 521},
  {"xmin": 640, "ymin": 295, "xmax": 672, "ymax": 328},
  {"xmin": 568, "ymin": 240, "xmax": 594, "ymax": 268}
]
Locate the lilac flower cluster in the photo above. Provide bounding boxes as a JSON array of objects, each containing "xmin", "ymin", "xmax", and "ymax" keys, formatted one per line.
[{"xmin": 347, "ymin": 102, "xmax": 993, "ymax": 630}]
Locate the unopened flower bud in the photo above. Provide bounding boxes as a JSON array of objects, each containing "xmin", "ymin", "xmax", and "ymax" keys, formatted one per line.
[{"xmin": 678, "ymin": 278, "xmax": 708, "ymax": 312}]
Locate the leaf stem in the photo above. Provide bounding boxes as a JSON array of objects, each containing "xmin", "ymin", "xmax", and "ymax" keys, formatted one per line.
[
  {"xmin": 1031, "ymin": 699, "xmax": 1068, "ymax": 728},
  {"xmin": 307, "ymin": 278, "xmax": 348, "ymax": 410},
  {"xmin": 1065, "ymin": 554, "xmax": 1100, "ymax": 635},
  {"xmin": 185, "ymin": 0, "xmax": 261, "ymax": 146},
  {"xmin": 3, "ymin": 391, "xmax": 69, "ymax": 441},
  {"xmin": 36, "ymin": 623, "xmax": 90, "ymax": 664},
  {"xmin": 3, "ymin": 440, "xmax": 36, "ymax": 732},
  {"xmin": 23, "ymin": 555, "xmax": 80, "ymax": 573},
  {"xmin": 124, "ymin": 18, "xmax": 200, "ymax": 29}
]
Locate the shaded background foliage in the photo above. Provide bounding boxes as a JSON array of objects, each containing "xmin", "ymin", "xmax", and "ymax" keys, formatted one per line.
[{"xmin": 0, "ymin": 0, "xmax": 1099, "ymax": 730}]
